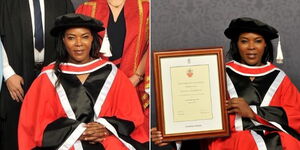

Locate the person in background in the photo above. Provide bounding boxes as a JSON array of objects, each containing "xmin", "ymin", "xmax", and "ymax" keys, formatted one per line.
[
  {"xmin": 152, "ymin": 17, "xmax": 300, "ymax": 150},
  {"xmin": 18, "ymin": 13, "xmax": 148, "ymax": 150},
  {"xmin": 0, "ymin": 0, "xmax": 74, "ymax": 149},
  {"xmin": 76, "ymin": 1, "xmax": 150, "ymax": 143}
]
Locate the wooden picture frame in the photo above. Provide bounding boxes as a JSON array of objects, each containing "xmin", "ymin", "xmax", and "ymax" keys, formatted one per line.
[{"xmin": 153, "ymin": 47, "xmax": 229, "ymax": 141}]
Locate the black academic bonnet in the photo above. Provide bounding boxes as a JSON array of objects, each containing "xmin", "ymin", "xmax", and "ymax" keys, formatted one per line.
[
  {"xmin": 224, "ymin": 17, "xmax": 278, "ymax": 40},
  {"xmin": 50, "ymin": 13, "xmax": 105, "ymax": 37}
]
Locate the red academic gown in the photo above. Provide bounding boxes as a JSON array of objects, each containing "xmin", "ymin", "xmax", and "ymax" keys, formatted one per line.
[
  {"xmin": 76, "ymin": 0, "xmax": 150, "ymax": 142},
  {"xmin": 18, "ymin": 59, "xmax": 148, "ymax": 150},
  {"xmin": 208, "ymin": 61, "xmax": 300, "ymax": 150}
]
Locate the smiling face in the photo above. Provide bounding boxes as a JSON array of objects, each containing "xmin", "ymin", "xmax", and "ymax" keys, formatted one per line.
[
  {"xmin": 237, "ymin": 32, "xmax": 267, "ymax": 66},
  {"xmin": 63, "ymin": 27, "xmax": 93, "ymax": 64}
]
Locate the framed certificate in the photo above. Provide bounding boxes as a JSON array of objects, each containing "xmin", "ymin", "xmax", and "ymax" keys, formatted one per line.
[{"xmin": 153, "ymin": 47, "xmax": 229, "ymax": 141}]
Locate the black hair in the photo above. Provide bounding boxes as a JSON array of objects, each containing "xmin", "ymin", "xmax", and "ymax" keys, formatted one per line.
[
  {"xmin": 53, "ymin": 28, "xmax": 102, "ymax": 86},
  {"xmin": 226, "ymin": 36, "xmax": 274, "ymax": 64}
]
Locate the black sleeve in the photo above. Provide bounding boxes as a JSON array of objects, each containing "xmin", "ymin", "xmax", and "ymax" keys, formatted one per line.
[
  {"xmin": 35, "ymin": 117, "xmax": 81, "ymax": 149},
  {"xmin": 103, "ymin": 116, "xmax": 135, "ymax": 136},
  {"xmin": 257, "ymin": 106, "xmax": 288, "ymax": 126},
  {"xmin": 34, "ymin": 117, "xmax": 105, "ymax": 150},
  {"xmin": 257, "ymin": 106, "xmax": 300, "ymax": 140},
  {"xmin": 104, "ymin": 116, "xmax": 148, "ymax": 150}
]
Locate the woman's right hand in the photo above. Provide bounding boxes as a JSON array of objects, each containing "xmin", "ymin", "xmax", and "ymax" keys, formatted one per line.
[
  {"xmin": 151, "ymin": 127, "xmax": 170, "ymax": 147},
  {"xmin": 226, "ymin": 97, "xmax": 256, "ymax": 120}
]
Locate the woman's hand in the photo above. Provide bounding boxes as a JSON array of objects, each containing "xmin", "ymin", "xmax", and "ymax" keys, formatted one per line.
[
  {"xmin": 129, "ymin": 74, "xmax": 142, "ymax": 87},
  {"xmin": 6, "ymin": 74, "xmax": 24, "ymax": 102},
  {"xmin": 151, "ymin": 127, "xmax": 170, "ymax": 147},
  {"xmin": 80, "ymin": 122, "xmax": 111, "ymax": 144},
  {"xmin": 226, "ymin": 98, "xmax": 256, "ymax": 120}
]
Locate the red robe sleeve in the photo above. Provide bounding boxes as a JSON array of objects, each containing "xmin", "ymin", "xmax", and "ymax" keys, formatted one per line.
[
  {"xmin": 18, "ymin": 73, "xmax": 66, "ymax": 150},
  {"xmin": 270, "ymin": 76, "xmax": 300, "ymax": 133},
  {"xmin": 99, "ymin": 70, "xmax": 148, "ymax": 143}
]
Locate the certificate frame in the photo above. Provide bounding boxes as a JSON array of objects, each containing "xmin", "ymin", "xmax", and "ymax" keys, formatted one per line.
[{"xmin": 153, "ymin": 47, "xmax": 229, "ymax": 141}]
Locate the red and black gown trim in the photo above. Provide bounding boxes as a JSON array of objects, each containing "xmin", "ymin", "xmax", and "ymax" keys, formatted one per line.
[
  {"xmin": 222, "ymin": 61, "xmax": 300, "ymax": 150},
  {"xmin": 18, "ymin": 59, "xmax": 147, "ymax": 150}
]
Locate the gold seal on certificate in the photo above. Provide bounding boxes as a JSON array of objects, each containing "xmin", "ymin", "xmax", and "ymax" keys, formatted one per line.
[{"xmin": 153, "ymin": 47, "xmax": 229, "ymax": 141}]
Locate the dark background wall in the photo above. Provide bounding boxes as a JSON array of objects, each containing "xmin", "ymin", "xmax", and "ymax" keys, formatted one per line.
[{"xmin": 151, "ymin": 0, "xmax": 300, "ymax": 126}]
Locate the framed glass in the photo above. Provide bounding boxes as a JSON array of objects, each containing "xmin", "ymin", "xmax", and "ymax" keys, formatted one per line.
[{"xmin": 153, "ymin": 47, "xmax": 229, "ymax": 141}]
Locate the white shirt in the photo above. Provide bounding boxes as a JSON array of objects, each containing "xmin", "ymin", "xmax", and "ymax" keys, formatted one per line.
[
  {"xmin": 2, "ymin": 0, "xmax": 45, "ymax": 81},
  {"xmin": 2, "ymin": 47, "xmax": 15, "ymax": 81}
]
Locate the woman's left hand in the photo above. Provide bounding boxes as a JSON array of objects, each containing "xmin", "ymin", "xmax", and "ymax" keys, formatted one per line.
[
  {"xmin": 226, "ymin": 98, "xmax": 256, "ymax": 120},
  {"xmin": 129, "ymin": 74, "xmax": 141, "ymax": 87},
  {"xmin": 80, "ymin": 122, "xmax": 111, "ymax": 144}
]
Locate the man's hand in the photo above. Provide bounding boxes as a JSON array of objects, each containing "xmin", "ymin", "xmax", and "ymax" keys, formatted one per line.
[{"xmin": 6, "ymin": 74, "xmax": 24, "ymax": 102}]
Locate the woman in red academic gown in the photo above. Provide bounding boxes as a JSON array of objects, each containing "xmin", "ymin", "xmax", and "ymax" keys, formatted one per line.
[
  {"xmin": 18, "ymin": 13, "xmax": 147, "ymax": 150},
  {"xmin": 208, "ymin": 17, "xmax": 300, "ymax": 150},
  {"xmin": 151, "ymin": 17, "xmax": 300, "ymax": 150}
]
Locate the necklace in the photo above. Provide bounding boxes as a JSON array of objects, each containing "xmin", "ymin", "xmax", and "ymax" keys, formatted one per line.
[{"xmin": 107, "ymin": 0, "xmax": 125, "ymax": 8}]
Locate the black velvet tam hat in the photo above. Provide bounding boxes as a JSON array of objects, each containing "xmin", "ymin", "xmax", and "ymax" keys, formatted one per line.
[
  {"xmin": 224, "ymin": 17, "xmax": 278, "ymax": 40},
  {"xmin": 51, "ymin": 13, "xmax": 105, "ymax": 36}
]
